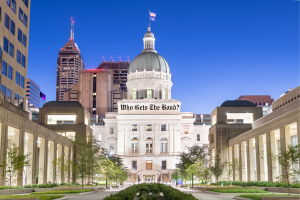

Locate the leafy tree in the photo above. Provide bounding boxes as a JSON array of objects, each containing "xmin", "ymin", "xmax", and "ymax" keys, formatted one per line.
[
  {"xmin": 0, "ymin": 143, "xmax": 30, "ymax": 198},
  {"xmin": 210, "ymin": 150, "xmax": 225, "ymax": 187},
  {"xmin": 277, "ymin": 144, "xmax": 300, "ymax": 196},
  {"xmin": 86, "ymin": 135, "xmax": 101, "ymax": 187},
  {"xmin": 231, "ymin": 158, "xmax": 239, "ymax": 188},
  {"xmin": 224, "ymin": 159, "xmax": 233, "ymax": 188}
]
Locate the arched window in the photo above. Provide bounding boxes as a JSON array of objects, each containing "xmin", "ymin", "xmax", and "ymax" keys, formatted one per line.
[
  {"xmin": 131, "ymin": 137, "xmax": 138, "ymax": 154},
  {"xmin": 162, "ymin": 88, "xmax": 166, "ymax": 99},
  {"xmin": 147, "ymin": 87, "xmax": 152, "ymax": 98},
  {"xmin": 160, "ymin": 137, "xmax": 168, "ymax": 153},
  {"xmin": 146, "ymin": 137, "xmax": 153, "ymax": 153},
  {"xmin": 132, "ymin": 88, "xmax": 136, "ymax": 99}
]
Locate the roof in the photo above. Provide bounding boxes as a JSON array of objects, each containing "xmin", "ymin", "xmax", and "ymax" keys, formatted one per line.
[
  {"xmin": 221, "ymin": 100, "xmax": 256, "ymax": 107},
  {"xmin": 59, "ymin": 39, "xmax": 81, "ymax": 53},
  {"xmin": 97, "ymin": 61, "xmax": 130, "ymax": 70},
  {"xmin": 129, "ymin": 52, "xmax": 170, "ymax": 74},
  {"xmin": 43, "ymin": 101, "xmax": 83, "ymax": 108}
]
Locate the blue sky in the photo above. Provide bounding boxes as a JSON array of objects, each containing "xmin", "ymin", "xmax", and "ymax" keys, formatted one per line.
[{"xmin": 27, "ymin": 0, "xmax": 299, "ymax": 114}]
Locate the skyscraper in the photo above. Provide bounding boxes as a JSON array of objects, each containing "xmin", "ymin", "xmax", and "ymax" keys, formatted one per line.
[
  {"xmin": 56, "ymin": 20, "xmax": 84, "ymax": 101},
  {"xmin": 0, "ymin": 0, "xmax": 30, "ymax": 110}
]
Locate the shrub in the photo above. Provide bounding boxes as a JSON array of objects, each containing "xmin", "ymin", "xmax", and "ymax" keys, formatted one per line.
[
  {"xmin": 32, "ymin": 189, "xmax": 93, "ymax": 194},
  {"xmin": 0, "ymin": 194, "xmax": 64, "ymax": 200},
  {"xmin": 239, "ymin": 194, "xmax": 300, "ymax": 200},
  {"xmin": 208, "ymin": 188, "xmax": 269, "ymax": 193}
]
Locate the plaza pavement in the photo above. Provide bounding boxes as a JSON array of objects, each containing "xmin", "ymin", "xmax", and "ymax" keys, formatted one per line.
[{"xmin": 65, "ymin": 185, "xmax": 239, "ymax": 200}]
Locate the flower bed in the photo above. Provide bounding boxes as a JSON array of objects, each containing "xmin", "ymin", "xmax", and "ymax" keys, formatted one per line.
[
  {"xmin": 207, "ymin": 188, "xmax": 269, "ymax": 193},
  {"xmin": 238, "ymin": 194, "xmax": 300, "ymax": 200},
  {"xmin": 103, "ymin": 183, "xmax": 197, "ymax": 200},
  {"xmin": 32, "ymin": 189, "xmax": 93, "ymax": 194},
  {"xmin": 0, "ymin": 194, "xmax": 64, "ymax": 199}
]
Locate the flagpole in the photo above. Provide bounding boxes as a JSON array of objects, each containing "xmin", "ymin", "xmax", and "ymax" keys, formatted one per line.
[{"xmin": 148, "ymin": 11, "xmax": 150, "ymax": 29}]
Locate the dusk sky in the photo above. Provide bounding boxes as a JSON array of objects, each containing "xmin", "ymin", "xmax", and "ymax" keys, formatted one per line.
[{"xmin": 27, "ymin": 0, "xmax": 299, "ymax": 114}]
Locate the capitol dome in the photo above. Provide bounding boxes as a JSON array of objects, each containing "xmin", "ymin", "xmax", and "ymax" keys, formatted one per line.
[{"xmin": 129, "ymin": 27, "xmax": 170, "ymax": 74}]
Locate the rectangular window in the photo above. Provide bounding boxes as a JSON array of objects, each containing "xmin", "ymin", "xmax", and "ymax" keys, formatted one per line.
[
  {"xmin": 6, "ymin": 88, "xmax": 11, "ymax": 102},
  {"xmin": 22, "ymin": 34, "xmax": 26, "ymax": 47},
  {"xmin": 2, "ymin": 61, "xmax": 7, "ymax": 76},
  {"xmin": 184, "ymin": 127, "xmax": 189, "ymax": 134},
  {"xmin": 20, "ymin": 75, "xmax": 24, "ymax": 88},
  {"xmin": 21, "ymin": 54, "xmax": 25, "ymax": 67},
  {"xmin": 161, "ymin": 124, "xmax": 166, "ymax": 131},
  {"xmin": 110, "ymin": 128, "xmax": 114, "ymax": 134},
  {"xmin": 1, "ymin": 84, "xmax": 6, "ymax": 96},
  {"xmin": 23, "ymin": 14, "xmax": 27, "ymax": 27},
  {"xmin": 9, "ymin": 42, "xmax": 14, "ymax": 57},
  {"xmin": 162, "ymin": 161, "xmax": 166, "ymax": 170},
  {"xmin": 5, "ymin": 13, "xmax": 10, "ymax": 29},
  {"xmin": 17, "ymin": 50, "xmax": 21, "ymax": 63},
  {"xmin": 98, "ymin": 135, "xmax": 101, "ymax": 141},
  {"xmin": 11, "ymin": 0, "xmax": 16, "ymax": 13},
  {"xmin": 146, "ymin": 160, "xmax": 152, "ymax": 170},
  {"xmin": 19, "ymin": 96, "xmax": 23, "ymax": 108},
  {"xmin": 3, "ymin": 37, "xmax": 9, "ymax": 52},
  {"xmin": 147, "ymin": 124, "xmax": 152, "ymax": 131},
  {"xmin": 14, "ymin": 93, "xmax": 19, "ymax": 106},
  {"xmin": 8, "ymin": 65, "xmax": 12, "ymax": 80},
  {"xmin": 19, "ymin": 8, "xmax": 23, "ymax": 22},
  {"xmin": 18, "ymin": 29, "xmax": 22, "ymax": 42},
  {"xmin": 197, "ymin": 134, "xmax": 200, "ymax": 141},
  {"xmin": 15, "ymin": 71, "xmax": 20, "ymax": 85},
  {"xmin": 132, "ymin": 124, "xmax": 137, "ymax": 131},
  {"xmin": 6, "ymin": 0, "xmax": 10, "ymax": 7},
  {"xmin": 24, "ymin": 0, "xmax": 29, "ymax": 7},
  {"xmin": 132, "ymin": 161, "xmax": 137, "ymax": 170},
  {"xmin": 10, "ymin": 20, "xmax": 15, "ymax": 35}
]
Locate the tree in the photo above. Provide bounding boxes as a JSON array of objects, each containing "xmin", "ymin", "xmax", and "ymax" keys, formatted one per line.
[
  {"xmin": 0, "ymin": 143, "xmax": 30, "ymax": 198},
  {"xmin": 224, "ymin": 159, "xmax": 233, "ymax": 188},
  {"xmin": 86, "ymin": 135, "xmax": 101, "ymax": 187},
  {"xmin": 210, "ymin": 150, "xmax": 225, "ymax": 187},
  {"xmin": 231, "ymin": 158, "xmax": 239, "ymax": 188},
  {"xmin": 72, "ymin": 135, "xmax": 90, "ymax": 188},
  {"xmin": 277, "ymin": 144, "xmax": 300, "ymax": 196}
]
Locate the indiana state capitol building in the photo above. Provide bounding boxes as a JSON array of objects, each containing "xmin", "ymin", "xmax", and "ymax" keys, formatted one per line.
[{"xmin": 97, "ymin": 27, "xmax": 210, "ymax": 183}]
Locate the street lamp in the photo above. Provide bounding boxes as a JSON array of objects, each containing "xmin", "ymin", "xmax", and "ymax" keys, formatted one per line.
[
  {"xmin": 180, "ymin": 161, "xmax": 183, "ymax": 187},
  {"xmin": 191, "ymin": 155, "xmax": 195, "ymax": 189},
  {"xmin": 105, "ymin": 154, "xmax": 108, "ymax": 189},
  {"xmin": 115, "ymin": 161, "xmax": 118, "ymax": 187}
]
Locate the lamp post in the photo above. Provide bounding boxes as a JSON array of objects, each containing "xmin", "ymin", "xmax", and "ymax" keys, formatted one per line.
[
  {"xmin": 115, "ymin": 161, "xmax": 118, "ymax": 187},
  {"xmin": 180, "ymin": 161, "xmax": 183, "ymax": 187},
  {"xmin": 191, "ymin": 155, "xmax": 194, "ymax": 189},
  {"xmin": 176, "ymin": 169, "xmax": 178, "ymax": 186},
  {"xmin": 105, "ymin": 155, "xmax": 108, "ymax": 189}
]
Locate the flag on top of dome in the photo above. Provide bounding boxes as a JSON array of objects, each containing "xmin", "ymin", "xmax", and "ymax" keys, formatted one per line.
[{"xmin": 149, "ymin": 11, "xmax": 156, "ymax": 21}]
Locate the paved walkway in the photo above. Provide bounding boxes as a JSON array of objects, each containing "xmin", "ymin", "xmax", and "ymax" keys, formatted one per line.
[{"xmin": 65, "ymin": 186, "xmax": 239, "ymax": 200}]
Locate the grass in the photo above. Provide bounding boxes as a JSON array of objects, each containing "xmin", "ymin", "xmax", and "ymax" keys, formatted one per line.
[
  {"xmin": 32, "ymin": 189, "xmax": 93, "ymax": 194},
  {"xmin": 207, "ymin": 188, "xmax": 270, "ymax": 193},
  {"xmin": 239, "ymin": 194, "xmax": 300, "ymax": 200},
  {"xmin": 0, "ymin": 195, "xmax": 64, "ymax": 199}
]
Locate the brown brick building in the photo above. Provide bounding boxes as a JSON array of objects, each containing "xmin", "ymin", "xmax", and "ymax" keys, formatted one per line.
[{"xmin": 236, "ymin": 95, "xmax": 274, "ymax": 106}]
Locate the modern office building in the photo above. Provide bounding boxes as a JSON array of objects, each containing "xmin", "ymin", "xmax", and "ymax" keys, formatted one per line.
[
  {"xmin": 26, "ymin": 79, "xmax": 46, "ymax": 108},
  {"xmin": 56, "ymin": 21, "xmax": 84, "ymax": 101},
  {"xmin": 0, "ymin": 0, "xmax": 30, "ymax": 110},
  {"xmin": 209, "ymin": 86, "xmax": 300, "ymax": 182},
  {"xmin": 92, "ymin": 27, "xmax": 210, "ymax": 183},
  {"xmin": 236, "ymin": 95, "xmax": 274, "ymax": 106},
  {"xmin": 40, "ymin": 91, "xmax": 46, "ymax": 107},
  {"xmin": 63, "ymin": 61, "xmax": 129, "ymax": 115}
]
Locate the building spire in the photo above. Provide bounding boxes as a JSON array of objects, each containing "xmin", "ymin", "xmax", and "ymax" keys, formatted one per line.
[{"xmin": 70, "ymin": 18, "xmax": 74, "ymax": 40}]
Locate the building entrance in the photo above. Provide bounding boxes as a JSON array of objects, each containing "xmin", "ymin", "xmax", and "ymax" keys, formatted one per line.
[{"xmin": 143, "ymin": 175, "xmax": 155, "ymax": 183}]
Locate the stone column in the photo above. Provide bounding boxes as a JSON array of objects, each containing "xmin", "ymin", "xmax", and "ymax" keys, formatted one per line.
[
  {"xmin": 18, "ymin": 129, "xmax": 25, "ymax": 186},
  {"xmin": 233, "ymin": 145, "xmax": 238, "ymax": 181},
  {"xmin": 38, "ymin": 138, "xmax": 45, "ymax": 184},
  {"xmin": 47, "ymin": 141, "xmax": 55, "ymax": 183},
  {"xmin": 169, "ymin": 123, "xmax": 174, "ymax": 155},
  {"xmin": 54, "ymin": 141, "xmax": 58, "ymax": 184},
  {"xmin": 247, "ymin": 140, "xmax": 255, "ymax": 181},
  {"xmin": 44, "ymin": 138, "xmax": 48, "ymax": 184},
  {"xmin": 240, "ymin": 143, "xmax": 247, "ymax": 181},
  {"xmin": 0, "ymin": 124, "xmax": 8, "ymax": 186},
  {"xmin": 266, "ymin": 131, "xmax": 276, "ymax": 181},
  {"xmin": 255, "ymin": 136, "xmax": 260, "ymax": 181},
  {"xmin": 258, "ymin": 136, "xmax": 265, "ymax": 181},
  {"xmin": 280, "ymin": 126, "xmax": 291, "ymax": 182},
  {"xmin": 297, "ymin": 121, "xmax": 300, "ymax": 171},
  {"xmin": 27, "ymin": 133, "xmax": 35, "ymax": 185},
  {"xmin": 61, "ymin": 144, "xmax": 65, "ymax": 183}
]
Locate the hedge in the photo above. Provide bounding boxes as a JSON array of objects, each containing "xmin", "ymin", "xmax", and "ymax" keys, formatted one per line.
[
  {"xmin": 103, "ymin": 183, "xmax": 197, "ymax": 200},
  {"xmin": 210, "ymin": 181, "xmax": 300, "ymax": 188}
]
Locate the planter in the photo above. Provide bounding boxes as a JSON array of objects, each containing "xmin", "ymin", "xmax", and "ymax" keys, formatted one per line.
[
  {"xmin": 262, "ymin": 197, "xmax": 300, "ymax": 200},
  {"xmin": 265, "ymin": 187, "xmax": 300, "ymax": 194},
  {"xmin": 0, "ymin": 188, "xmax": 34, "ymax": 196}
]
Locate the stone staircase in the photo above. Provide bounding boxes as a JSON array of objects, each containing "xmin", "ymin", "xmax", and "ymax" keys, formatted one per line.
[{"xmin": 162, "ymin": 174, "xmax": 171, "ymax": 183}]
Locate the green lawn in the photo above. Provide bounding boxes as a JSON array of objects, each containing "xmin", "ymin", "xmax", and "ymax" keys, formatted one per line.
[
  {"xmin": 207, "ymin": 188, "xmax": 269, "ymax": 193},
  {"xmin": 32, "ymin": 189, "xmax": 93, "ymax": 194},
  {"xmin": 239, "ymin": 194, "xmax": 300, "ymax": 200},
  {"xmin": 0, "ymin": 195, "xmax": 64, "ymax": 199}
]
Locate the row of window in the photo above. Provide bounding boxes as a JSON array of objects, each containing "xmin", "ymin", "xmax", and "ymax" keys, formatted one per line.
[
  {"xmin": 2, "ymin": 60, "xmax": 25, "ymax": 88},
  {"xmin": 4, "ymin": 36, "xmax": 27, "ymax": 64},
  {"xmin": 1, "ymin": 84, "xmax": 23, "ymax": 108},
  {"xmin": 132, "ymin": 160, "xmax": 167, "ymax": 170},
  {"xmin": 6, "ymin": 0, "xmax": 16, "ymax": 13},
  {"xmin": 130, "ymin": 124, "xmax": 167, "ymax": 131},
  {"xmin": 132, "ymin": 88, "xmax": 166, "ymax": 99},
  {"xmin": 5, "ymin": 14, "xmax": 15, "ymax": 35},
  {"xmin": 18, "ymin": 7, "xmax": 27, "ymax": 27}
]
